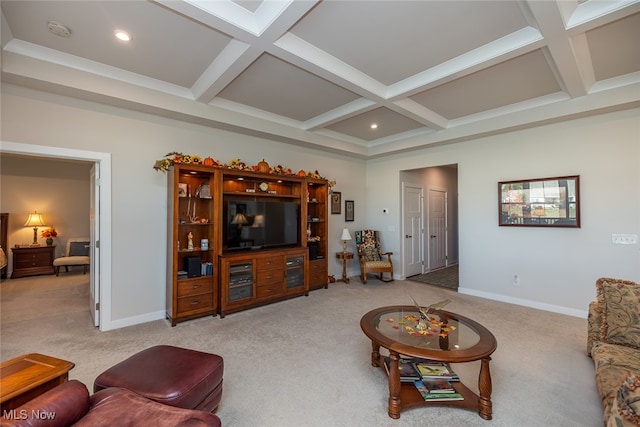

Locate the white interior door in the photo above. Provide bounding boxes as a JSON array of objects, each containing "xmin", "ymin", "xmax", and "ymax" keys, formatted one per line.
[
  {"xmin": 89, "ymin": 164, "xmax": 100, "ymax": 327},
  {"xmin": 403, "ymin": 185, "xmax": 423, "ymax": 277},
  {"xmin": 428, "ymin": 188, "xmax": 447, "ymax": 270}
]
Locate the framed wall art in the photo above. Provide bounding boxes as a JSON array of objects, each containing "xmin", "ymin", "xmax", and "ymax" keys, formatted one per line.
[
  {"xmin": 498, "ymin": 175, "xmax": 580, "ymax": 227},
  {"xmin": 331, "ymin": 191, "xmax": 341, "ymax": 214},
  {"xmin": 345, "ymin": 200, "xmax": 354, "ymax": 222}
]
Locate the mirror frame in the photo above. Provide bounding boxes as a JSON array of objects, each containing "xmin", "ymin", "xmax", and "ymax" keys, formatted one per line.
[{"xmin": 498, "ymin": 175, "xmax": 580, "ymax": 228}]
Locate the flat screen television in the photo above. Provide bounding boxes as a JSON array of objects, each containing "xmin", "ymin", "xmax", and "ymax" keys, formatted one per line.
[{"xmin": 224, "ymin": 199, "xmax": 300, "ymax": 251}]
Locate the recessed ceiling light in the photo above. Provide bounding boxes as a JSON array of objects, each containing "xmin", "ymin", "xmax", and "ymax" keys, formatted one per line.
[
  {"xmin": 47, "ymin": 21, "xmax": 71, "ymax": 38},
  {"xmin": 370, "ymin": 123, "xmax": 378, "ymax": 129},
  {"xmin": 115, "ymin": 30, "xmax": 131, "ymax": 42}
]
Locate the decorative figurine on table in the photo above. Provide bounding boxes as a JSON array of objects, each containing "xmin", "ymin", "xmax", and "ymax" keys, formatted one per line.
[
  {"xmin": 187, "ymin": 232, "xmax": 194, "ymax": 250},
  {"xmin": 406, "ymin": 292, "xmax": 451, "ymax": 331}
]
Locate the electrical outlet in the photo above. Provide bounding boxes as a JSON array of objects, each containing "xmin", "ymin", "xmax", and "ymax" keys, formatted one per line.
[
  {"xmin": 512, "ymin": 274, "xmax": 520, "ymax": 286},
  {"xmin": 612, "ymin": 234, "xmax": 638, "ymax": 245}
]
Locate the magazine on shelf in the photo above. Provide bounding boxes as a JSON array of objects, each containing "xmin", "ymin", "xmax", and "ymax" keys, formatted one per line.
[
  {"xmin": 413, "ymin": 380, "xmax": 464, "ymax": 401},
  {"xmin": 383, "ymin": 357, "xmax": 422, "ymax": 382},
  {"xmin": 413, "ymin": 360, "xmax": 460, "ymax": 381},
  {"xmin": 422, "ymin": 378, "xmax": 456, "ymax": 393}
]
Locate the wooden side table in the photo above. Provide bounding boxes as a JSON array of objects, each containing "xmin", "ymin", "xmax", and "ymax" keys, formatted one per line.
[
  {"xmin": 335, "ymin": 251, "xmax": 354, "ymax": 283},
  {"xmin": 10, "ymin": 246, "xmax": 56, "ymax": 279},
  {"xmin": 0, "ymin": 353, "xmax": 75, "ymax": 411}
]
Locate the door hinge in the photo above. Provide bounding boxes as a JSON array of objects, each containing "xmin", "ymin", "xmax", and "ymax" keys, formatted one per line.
[
  {"xmin": 95, "ymin": 302, "xmax": 100, "ymax": 311},
  {"xmin": 96, "ymin": 240, "xmax": 100, "ymax": 249}
]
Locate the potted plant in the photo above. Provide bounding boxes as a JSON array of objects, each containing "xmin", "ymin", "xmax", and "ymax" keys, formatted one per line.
[{"xmin": 41, "ymin": 228, "xmax": 58, "ymax": 246}]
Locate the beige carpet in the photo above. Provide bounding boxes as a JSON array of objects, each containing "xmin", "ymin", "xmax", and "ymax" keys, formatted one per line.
[{"xmin": 1, "ymin": 273, "xmax": 602, "ymax": 426}]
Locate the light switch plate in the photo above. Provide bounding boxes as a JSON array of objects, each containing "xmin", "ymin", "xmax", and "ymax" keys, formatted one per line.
[{"xmin": 612, "ymin": 234, "xmax": 638, "ymax": 245}]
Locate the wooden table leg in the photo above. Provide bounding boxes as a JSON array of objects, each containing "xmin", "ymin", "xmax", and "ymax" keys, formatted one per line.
[
  {"xmin": 370, "ymin": 342, "xmax": 380, "ymax": 367},
  {"xmin": 341, "ymin": 258, "xmax": 350, "ymax": 283},
  {"xmin": 478, "ymin": 356, "xmax": 493, "ymax": 420},
  {"xmin": 387, "ymin": 351, "xmax": 401, "ymax": 419}
]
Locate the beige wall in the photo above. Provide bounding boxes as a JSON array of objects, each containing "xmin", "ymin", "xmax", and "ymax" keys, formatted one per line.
[
  {"xmin": 367, "ymin": 108, "xmax": 640, "ymax": 316},
  {"xmin": 0, "ymin": 155, "xmax": 91, "ymax": 272},
  {"xmin": 2, "ymin": 82, "xmax": 638, "ymax": 328},
  {"xmin": 1, "ymin": 84, "xmax": 366, "ymax": 328}
]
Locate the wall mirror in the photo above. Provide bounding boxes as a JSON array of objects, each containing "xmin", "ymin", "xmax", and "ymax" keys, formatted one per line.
[{"xmin": 499, "ymin": 176, "xmax": 580, "ymax": 227}]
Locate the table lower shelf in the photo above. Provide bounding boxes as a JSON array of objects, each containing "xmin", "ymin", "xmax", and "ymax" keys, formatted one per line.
[{"xmin": 395, "ymin": 378, "xmax": 480, "ymax": 414}]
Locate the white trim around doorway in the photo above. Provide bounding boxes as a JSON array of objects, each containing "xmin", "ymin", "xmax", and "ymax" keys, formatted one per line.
[{"xmin": 1, "ymin": 141, "xmax": 113, "ymax": 331}]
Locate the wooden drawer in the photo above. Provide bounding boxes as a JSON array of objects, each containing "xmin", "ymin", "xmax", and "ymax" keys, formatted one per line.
[
  {"xmin": 15, "ymin": 252, "xmax": 50, "ymax": 268},
  {"xmin": 257, "ymin": 268, "xmax": 284, "ymax": 286},
  {"xmin": 256, "ymin": 283, "xmax": 281, "ymax": 299},
  {"xmin": 256, "ymin": 255, "xmax": 281, "ymax": 271},
  {"xmin": 177, "ymin": 279, "xmax": 213, "ymax": 297},
  {"xmin": 177, "ymin": 293, "xmax": 213, "ymax": 314}
]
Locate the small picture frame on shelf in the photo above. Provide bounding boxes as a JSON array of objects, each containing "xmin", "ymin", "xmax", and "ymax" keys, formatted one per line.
[
  {"xmin": 178, "ymin": 183, "xmax": 188, "ymax": 197},
  {"xmin": 331, "ymin": 192, "xmax": 341, "ymax": 214},
  {"xmin": 345, "ymin": 200, "xmax": 354, "ymax": 222}
]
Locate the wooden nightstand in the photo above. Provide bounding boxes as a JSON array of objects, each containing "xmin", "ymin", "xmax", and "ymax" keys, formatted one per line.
[{"xmin": 10, "ymin": 246, "xmax": 56, "ymax": 279}]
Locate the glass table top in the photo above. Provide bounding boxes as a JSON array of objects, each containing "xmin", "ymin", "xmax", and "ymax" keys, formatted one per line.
[{"xmin": 374, "ymin": 308, "xmax": 480, "ymax": 352}]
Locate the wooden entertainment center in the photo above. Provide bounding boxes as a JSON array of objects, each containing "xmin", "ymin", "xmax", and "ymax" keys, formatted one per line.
[{"xmin": 166, "ymin": 164, "xmax": 329, "ymax": 325}]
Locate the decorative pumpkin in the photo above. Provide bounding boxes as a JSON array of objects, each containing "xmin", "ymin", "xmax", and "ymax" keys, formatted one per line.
[
  {"xmin": 297, "ymin": 169, "xmax": 306, "ymax": 177},
  {"xmin": 257, "ymin": 159, "xmax": 270, "ymax": 173},
  {"xmin": 203, "ymin": 157, "xmax": 215, "ymax": 166}
]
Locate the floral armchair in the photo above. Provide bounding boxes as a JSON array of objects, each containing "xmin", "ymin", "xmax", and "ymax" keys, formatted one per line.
[{"xmin": 355, "ymin": 230, "xmax": 394, "ymax": 284}]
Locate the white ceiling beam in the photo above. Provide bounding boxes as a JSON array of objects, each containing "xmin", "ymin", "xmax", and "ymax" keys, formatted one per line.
[
  {"xmin": 526, "ymin": 0, "xmax": 590, "ymax": 97},
  {"xmin": 388, "ymin": 26, "xmax": 545, "ymax": 99},
  {"xmin": 191, "ymin": 39, "xmax": 253, "ymax": 102},
  {"xmin": 566, "ymin": 0, "xmax": 640, "ymax": 31},
  {"xmin": 390, "ymin": 99, "xmax": 448, "ymax": 130},
  {"xmin": 303, "ymin": 98, "xmax": 377, "ymax": 131}
]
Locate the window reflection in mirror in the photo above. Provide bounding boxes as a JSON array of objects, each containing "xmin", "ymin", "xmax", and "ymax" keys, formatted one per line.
[{"xmin": 499, "ymin": 176, "xmax": 580, "ymax": 227}]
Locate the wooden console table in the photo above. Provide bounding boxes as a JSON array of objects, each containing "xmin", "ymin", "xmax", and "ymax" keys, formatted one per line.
[
  {"xmin": 10, "ymin": 246, "xmax": 56, "ymax": 279},
  {"xmin": 0, "ymin": 353, "xmax": 75, "ymax": 411}
]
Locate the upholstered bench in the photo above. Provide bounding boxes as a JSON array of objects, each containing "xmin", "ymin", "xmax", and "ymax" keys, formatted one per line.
[
  {"xmin": 53, "ymin": 237, "xmax": 90, "ymax": 275},
  {"xmin": 94, "ymin": 345, "xmax": 224, "ymax": 412}
]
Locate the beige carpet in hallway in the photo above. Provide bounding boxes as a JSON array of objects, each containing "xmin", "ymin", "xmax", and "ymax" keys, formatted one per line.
[{"xmin": 1, "ymin": 273, "xmax": 602, "ymax": 427}]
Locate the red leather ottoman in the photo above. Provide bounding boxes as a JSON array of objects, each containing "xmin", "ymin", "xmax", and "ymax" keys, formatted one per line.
[{"xmin": 93, "ymin": 345, "xmax": 223, "ymax": 412}]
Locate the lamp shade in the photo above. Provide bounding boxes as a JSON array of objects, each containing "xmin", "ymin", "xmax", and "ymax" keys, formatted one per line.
[
  {"xmin": 341, "ymin": 228, "xmax": 352, "ymax": 241},
  {"xmin": 231, "ymin": 212, "xmax": 248, "ymax": 225},
  {"xmin": 24, "ymin": 212, "xmax": 45, "ymax": 227}
]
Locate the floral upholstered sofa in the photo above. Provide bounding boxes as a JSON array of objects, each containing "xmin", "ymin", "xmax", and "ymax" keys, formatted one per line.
[{"xmin": 587, "ymin": 277, "xmax": 640, "ymax": 426}]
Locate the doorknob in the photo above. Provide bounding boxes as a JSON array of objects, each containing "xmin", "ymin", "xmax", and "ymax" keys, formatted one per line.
[{"xmin": 405, "ymin": 234, "xmax": 412, "ymax": 238}]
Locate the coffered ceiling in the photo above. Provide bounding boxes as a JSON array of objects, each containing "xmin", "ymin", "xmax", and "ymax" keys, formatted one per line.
[{"xmin": 1, "ymin": 1, "xmax": 639, "ymax": 158}]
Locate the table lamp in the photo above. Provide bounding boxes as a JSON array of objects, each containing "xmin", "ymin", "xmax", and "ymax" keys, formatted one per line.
[
  {"xmin": 24, "ymin": 211, "xmax": 46, "ymax": 247},
  {"xmin": 341, "ymin": 227, "xmax": 352, "ymax": 253}
]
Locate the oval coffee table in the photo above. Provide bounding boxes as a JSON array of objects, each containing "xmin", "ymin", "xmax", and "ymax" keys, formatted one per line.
[{"xmin": 360, "ymin": 306, "xmax": 497, "ymax": 420}]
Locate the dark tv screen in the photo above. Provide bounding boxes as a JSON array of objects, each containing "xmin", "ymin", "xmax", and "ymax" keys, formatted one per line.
[{"xmin": 225, "ymin": 200, "xmax": 299, "ymax": 250}]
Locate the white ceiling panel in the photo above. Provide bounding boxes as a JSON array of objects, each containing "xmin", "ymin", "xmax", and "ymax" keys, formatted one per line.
[
  {"xmin": 1, "ymin": 0, "xmax": 231, "ymax": 87},
  {"xmin": 411, "ymin": 50, "xmax": 561, "ymax": 119},
  {"xmin": 586, "ymin": 12, "xmax": 640, "ymax": 81},
  {"xmin": 1, "ymin": 0, "xmax": 638, "ymax": 159},
  {"xmin": 218, "ymin": 54, "xmax": 360, "ymax": 122},
  {"xmin": 326, "ymin": 107, "xmax": 427, "ymax": 141},
  {"xmin": 289, "ymin": 0, "xmax": 529, "ymax": 85}
]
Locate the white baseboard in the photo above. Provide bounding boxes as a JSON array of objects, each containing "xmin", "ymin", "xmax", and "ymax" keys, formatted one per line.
[
  {"xmin": 458, "ymin": 287, "xmax": 588, "ymax": 319},
  {"xmin": 104, "ymin": 310, "xmax": 166, "ymax": 331}
]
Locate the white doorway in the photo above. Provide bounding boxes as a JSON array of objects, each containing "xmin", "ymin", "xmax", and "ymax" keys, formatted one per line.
[
  {"xmin": 402, "ymin": 184, "xmax": 423, "ymax": 277},
  {"xmin": 1, "ymin": 141, "xmax": 112, "ymax": 331},
  {"xmin": 428, "ymin": 188, "xmax": 448, "ymax": 270}
]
